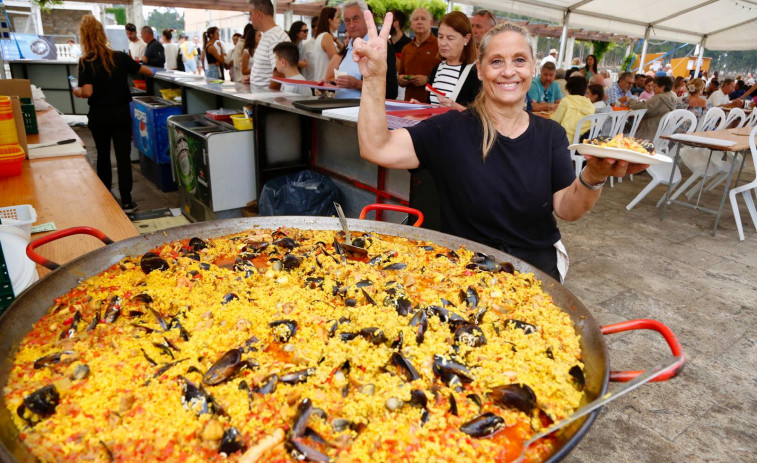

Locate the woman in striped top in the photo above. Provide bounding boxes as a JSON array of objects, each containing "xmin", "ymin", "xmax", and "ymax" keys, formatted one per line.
[{"xmin": 427, "ymin": 12, "xmax": 481, "ymax": 110}]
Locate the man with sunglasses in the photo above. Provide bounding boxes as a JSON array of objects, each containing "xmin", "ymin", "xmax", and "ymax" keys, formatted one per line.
[{"xmin": 470, "ymin": 9, "xmax": 496, "ymax": 46}]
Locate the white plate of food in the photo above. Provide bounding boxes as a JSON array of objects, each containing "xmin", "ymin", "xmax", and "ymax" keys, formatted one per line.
[{"xmin": 569, "ymin": 136, "xmax": 672, "ymax": 165}]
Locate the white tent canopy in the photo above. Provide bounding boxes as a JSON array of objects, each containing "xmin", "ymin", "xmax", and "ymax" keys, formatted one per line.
[{"xmin": 462, "ymin": 0, "xmax": 757, "ymax": 51}]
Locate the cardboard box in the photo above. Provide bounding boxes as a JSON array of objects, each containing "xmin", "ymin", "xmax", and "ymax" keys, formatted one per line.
[
  {"xmin": 0, "ymin": 80, "xmax": 32, "ymax": 157},
  {"xmin": 9, "ymin": 97, "xmax": 28, "ymax": 157}
]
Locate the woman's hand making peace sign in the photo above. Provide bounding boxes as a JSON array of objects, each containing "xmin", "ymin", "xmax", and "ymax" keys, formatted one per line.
[{"xmin": 351, "ymin": 11, "xmax": 393, "ymax": 81}]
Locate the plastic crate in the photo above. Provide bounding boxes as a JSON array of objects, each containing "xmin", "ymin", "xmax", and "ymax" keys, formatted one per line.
[
  {"xmin": 20, "ymin": 97, "xmax": 38, "ymax": 135},
  {"xmin": 0, "ymin": 204, "xmax": 37, "ymax": 235}
]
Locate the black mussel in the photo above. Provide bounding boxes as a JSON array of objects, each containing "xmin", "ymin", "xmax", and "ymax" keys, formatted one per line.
[
  {"xmin": 546, "ymin": 347, "xmax": 554, "ymax": 360},
  {"xmin": 273, "ymin": 237, "xmax": 299, "ymax": 249},
  {"xmin": 128, "ymin": 310, "xmax": 146, "ymax": 318},
  {"xmin": 270, "ymin": 320, "xmax": 298, "ymax": 342},
  {"xmin": 239, "ymin": 381, "xmax": 254, "ymax": 410},
  {"xmin": 341, "ymin": 242, "xmax": 368, "ymax": 257},
  {"xmin": 152, "ymin": 341, "xmax": 175, "ymax": 359},
  {"xmin": 281, "ymin": 368, "xmax": 316, "ymax": 385},
  {"xmin": 154, "ymin": 359, "xmax": 187, "ymax": 378},
  {"xmin": 305, "ymin": 277, "xmax": 324, "ymax": 289},
  {"xmin": 219, "ymin": 427, "xmax": 246, "ymax": 455},
  {"xmin": 254, "ymin": 374, "xmax": 279, "ymax": 394},
  {"xmin": 132, "ymin": 293, "xmax": 153, "ymax": 304},
  {"xmin": 184, "ymin": 252, "xmax": 201, "ymax": 261},
  {"xmin": 104, "ymin": 296, "xmax": 122, "ymax": 324},
  {"xmin": 368, "ymin": 251, "xmax": 395, "ymax": 267},
  {"xmin": 391, "ymin": 353, "xmax": 420, "ymax": 382},
  {"xmin": 488, "ymin": 384, "xmax": 536, "ymax": 415},
  {"xmin": 59, "ymin": 310, "xmax": 81, "ymax": 339},
  {"xmin": 332, "ymin": 238, "xmax": 346, "ymax": 263},
  {"xmin": 466, "ymin": 393, "xmax": 483, "ymax": 412},
  {"xmin": 243, "ymin": 241, "xmax": 269, "ymax": 253},
  {"xmin": 141, "ymin": 252, "xmax": 169, "ymax": 274},
  {"xmin": 504, "ymin": 319, "xmax": 538, "ymax": 334},
  {"xmin": 332, "ymin": 283, "xmax": 347, "ymax": 298},
  {"xmin": 432, "ymin": 355, "xmax": 475, "ymax": 383},
  {"xmin": 419, "ymin": 245, "xmax": 434, "ymax": 251},
  {"xmin": 384, "ymin": 294, "xmax": 412, "ymax": 317},
  {"xmin": 569, "ymin": 365, "xmax": 585, "ymax": 390},
  {"xmin": 18, "ymin": 384, "xmax": 59, "ymax": 423},
  {"xmin": 179, "ymin": 376, "xmax": 222, "ymax": 415},
  {"xmin": 424, "ymin": 306, "xmax": 466, "ymax": 331},
  {"xmin": 409, "ymin": 309, "xmax": 428, "ymax": 345},
  {"xmin": 291, "ymin": 398, "xmax": 313, "ymax": 438},
  {"xmin": 286, "ymin": 439, "xmax": 330, "ymax": 463},
  {"xmin": 460, "ymin": 286, "xmax": 478, "ymax": 309},
  {"xmin": 448, "ymin": 393, "xmax": 458, "ymax": 416},
  {"xmin": 454, "ymin": 324, "xmax": 487, "ymax": 348},
  {"xmin": 283, "ymin": 253, "xmax": 303, "ymax": 270},
  {"xmin": 441, "ymin": 298, "xmax": 456, "ymax": 308},
  {"xmin": 359, "ymin": 327, "xmax": 387, "ymax": 345},
  {"xmin": 382, "ymin": 263, "xmax": 407, "ymax": 271},
  {"xmin": 148, "ymin": 307, "xmax": 169, "ymax": 331},
  {"xmin": 355, "ymin": 279, "xmax": 373, "ymax": 288},
  {"xmin": 339, "ymin": 332, "xmax": 359, "ymax": 342},
  {"xmin": 33, "ymin": 351, "xmax": 75, "ymax": 370},
  {"xmin": 500, "ymin": 262, "xmax": 515, "ymax": 274},
  {"xmin": 460, "ymin": 413, "xmax": 505, "ymax": 438},
  {"xmin": 199, "ymin": 262, "xmax": 211, "ymax": 271},
  {"xmin": 344, "ymin": 298, "xmax": 357, "ymax": 307},
  {"xmin": 203, "ymin": 349, "xmax": 243, "ymax": 386},
  {"xmin": 221, "ymin": 293, "xmax": 239, "ymax": 305},
  {"xmin": 87, "ymin": 310, "xmax": 101, "ymax": 331},
  {"xmin": 390, "ymin": 331, "xmax": 404, "ymax": 350},
  {"xmin": 189, "ymin": 237, "xmax": 208, "ymax": 251},
  {"xmin": 466, "ymin": 253, "xmax": 499, "ymax": 272},
  {"xmin": 142, "ymin": 348, "xmax": 158, "ymax": 366},
  {"xmin": 409, "ymin": 390, "xmax": 429, "ymax": 425},
  {"xmin": 469, "ymin": 306, "xmax": 488, "ymax": 326},
  {"xmin": 361, "ymin": 289, "xmax": 377, "ymax": 306}
]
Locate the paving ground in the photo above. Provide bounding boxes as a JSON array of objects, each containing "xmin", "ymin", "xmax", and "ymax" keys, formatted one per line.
[{"xmin": 76, "ymin": 126, "xmax": 756, "ymax": 462}]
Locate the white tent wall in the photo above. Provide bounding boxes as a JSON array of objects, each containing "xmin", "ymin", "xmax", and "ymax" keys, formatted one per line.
[{"xmin": 460, "ymin": 0, "xmax": 757, "ymax": 51}]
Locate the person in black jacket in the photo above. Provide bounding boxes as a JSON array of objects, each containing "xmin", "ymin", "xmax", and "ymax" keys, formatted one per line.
[
  {"xmin": 427, "ymin": 11, "xmax": 481, "ymax": 110},
  {"xmin": 140, "ymin": 26, "xmax": 165, "ymax": 68},
  {"xmin": 73, "ymin": 15, "xmax": 153, "ymax": 212}
]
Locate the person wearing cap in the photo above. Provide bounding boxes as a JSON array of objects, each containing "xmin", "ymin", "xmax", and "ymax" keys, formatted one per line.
[{"xmin": 540, "ymin": 48, "xmax": 557, "ymax": 68}]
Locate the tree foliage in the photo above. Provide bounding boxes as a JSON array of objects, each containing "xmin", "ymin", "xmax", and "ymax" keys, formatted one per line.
[
  {"xmin": 145, "ymin": 8, "xmax": 184, "ymax": 34},
  {"xmin": 106, "ymin": 8, "xmax": 127, "ymax": 26},
  {"xmin": 589, "ymin": 40, "xmax": 614, "ymax": 64},
  {"xmin": 28, "ymin": 0, "xmax": 62, "ymax": 11},
  {"xmin": 366, "ymin": 0, "xmax": 448, "ymax": 25}
]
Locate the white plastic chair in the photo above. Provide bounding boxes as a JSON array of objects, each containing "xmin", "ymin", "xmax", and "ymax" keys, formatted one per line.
[
  {"xmin": 626, "ymin": 110, "xmax": 697, "ymax": 210},
  {"xmin": 725, "ymin": 108, "xmax": 747, "ymax": 128},
  {"xmin": 602, "ymin": 111, "xmax": 630, "ymax": 187},
  {"xmin": 668, "ymin": 107, "xmax": 728, "ymax": 203},
  {"xmin": 625, "ymin": 109, "xmax": 647, "ymax": 138},
  {"xmin": 743, "ymin": 109, "xmax": 757, "ymax": 128},
  {"xmin": 569, "ymin": 113, "xmax": 610, "ymax": 178},
  {"xmin": 728, "ymin": 124, "xmax": 757, "ymax": 241}
]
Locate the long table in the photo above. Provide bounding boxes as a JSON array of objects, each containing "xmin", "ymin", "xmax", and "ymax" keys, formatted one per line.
[{"xmin": 0, "ymin": 110, "xmax": 138, "ymax": 277}]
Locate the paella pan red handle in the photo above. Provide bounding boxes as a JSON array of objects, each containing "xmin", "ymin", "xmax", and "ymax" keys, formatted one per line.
[
  {"xmin": 26, "ymin": 226, "xmax": 114, "ymax": 271},
  {"xmin": 601, "ymin": 319, "xmax": 686, "ymax": 382},
  {"xmin": 359, "ymin": 204, "xmax": 424, "ymax": 227}
]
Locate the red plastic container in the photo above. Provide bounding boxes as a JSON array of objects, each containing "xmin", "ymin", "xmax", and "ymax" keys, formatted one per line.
[
  {"xmin": 205, "ymin": 108, "xmax": 241, "ymax": 122},
  {"xmin": 0, "ymin": 144, "xmax": 25, "ymax": 178}
]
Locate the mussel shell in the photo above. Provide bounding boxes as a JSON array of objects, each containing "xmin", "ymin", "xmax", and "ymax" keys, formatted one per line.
[
  {"xmin": 273, "ymin": 237, "xmax": 299, "ymax": 249},
  {"xmin": 283, "ymin": 253, "xmax": 303, "ymax": 270},
  {"xmin": 291, "ymin": 398, "xmax": 313, "ymax": 438},
  {"xmin": 270, "ymin": 320, "xmax": 298, "ymax": 342},
  {"xmin": 460, "ymin": 412, "xmax": 505, "ymax": 438},
  {"xmin": 432, "ymin": 355, "xmax": 475, "ymax": 383},
  {"xmin": 180, "ymin": 376, "xmax": 221, "ymax": 415},
  {"xmin": 408, "ymin": 390, "xmax": 428, "ymax": 409},
  {"xmin": 504, "ymin": 319, "xmax": 538, "ymax": 334},
  {"xmin": 33, "ymin": 351, "xmax": 75, "ymax": 370},
  {"xmin": 189, "ymin": 237, "xmax": 208, "ymax": 251},
  {"xmin": 21, "ymin": 384, "xmax": 60, "ymax": 418},
  {"xmin": 221, "ymin": 292, "xmax": 239, "ymax": 305},
  {"xmin": 359, "ymin": 327, "xmax": 387, "ymax": 345},
  {"xmin": 355, "ymin": 279, "xmax": 373, "ymax": 288},
  {"xmin": 286, "ymin": 438, "xmax": 330, "ymax": 463},
  {"xmin": 280, "ymin": 368, "xmax": 316, "ymax": 385},
  {"xmin": 569, "ymin": 365, "xmax": 585, "ymax": 390},
  {"xmin": 104, "ymin": 296, "xmax": 122, "ymax": 324},
  {"xmin": 410, "ymin": 309, "xmax": 428, "ymax": 345},
  {"xmin": 132, "ymin": 293, "xmax": 154, "ymax": 304},
  {"xmin": 203, "ymin": 349, "xmax": 243, "ymax": 386},
  {"xmin": 391, "ymin": 353, "xmax": 420, "ymax": 382},
  {"xmin": 466, "ymin": 252, "xmax": 498, "ymax": 272},
  {"xmin": 218, "ymin": 427, "xmax": 246, "ymax": 455},
  {"xmin": 488, "ymin": 384, "xmax": 537, "ymax": 415},
  {"xmin": 140, "ymin": 253, "xmax": 169, "ymax": 274},
  {"xmin": 254, "ymin": 373, "xmax": 279, "ymax": 394},
  {"xmin": 454, "ymin": 324, "xmax": 487, "ymax": 347},
  {"xmin": 382, "ymin": 263, "xmax": 407, "ymax": 271}
]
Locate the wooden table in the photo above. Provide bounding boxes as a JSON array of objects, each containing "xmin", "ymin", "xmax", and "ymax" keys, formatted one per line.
[
  {"xmin": 660, "ymin": 127, "xmax": 755, "ymax": 236},
  {"xmin": 1, "ymin": 110, "xmax": 137, "ymax": 277},
  {"xmin": 534, "ymin": 110, "xmax": 554, "ymax": 119}
]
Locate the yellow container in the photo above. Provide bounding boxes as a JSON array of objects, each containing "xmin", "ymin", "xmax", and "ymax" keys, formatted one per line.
[
  {"xmin": 0, "ymin": 96, "xmax": 19, "ymax": 146},
  {"xmin": 230, "ymin": 114, "xmax": 253, "ymax": 131},
  {"xmin": 159, "ymin": 88, "xmax": 181, "ymax": 100}
]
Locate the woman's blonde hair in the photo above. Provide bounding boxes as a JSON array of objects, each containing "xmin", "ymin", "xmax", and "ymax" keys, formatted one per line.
[
  {"xmin": 79, "ymin": 15, "xmax": 115, "ymax": 75},
  {"xmin": 470, "ymin": 22, "xmax": 533, "ymax": 159},
  {"xmin": 687, "ymin": 78, "xmax": 704, "ymax": 95}
]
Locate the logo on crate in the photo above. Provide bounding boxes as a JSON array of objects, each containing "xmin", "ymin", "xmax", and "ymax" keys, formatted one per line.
[{"xmin": 134, "ymin": 108, "xmax": 149, "ymax": 149}]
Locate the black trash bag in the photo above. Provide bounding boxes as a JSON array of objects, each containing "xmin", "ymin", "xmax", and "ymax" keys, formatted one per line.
[{"xmin": 259, "ymin": 171, "xmax": 340, "ymax": 217}]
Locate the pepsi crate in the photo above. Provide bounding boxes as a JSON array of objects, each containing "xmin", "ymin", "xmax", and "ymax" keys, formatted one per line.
[{"xmin": 131, "ymin": 97, "xmax": 182, "ymax": 164}]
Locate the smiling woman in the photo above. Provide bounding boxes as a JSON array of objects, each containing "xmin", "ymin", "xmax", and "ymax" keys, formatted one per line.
[{"xmin": 355, "ymin": 11, "xmax": 648, "ymax": 282}]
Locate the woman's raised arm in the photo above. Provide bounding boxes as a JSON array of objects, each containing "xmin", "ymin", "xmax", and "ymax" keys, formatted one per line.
[{"xmin": 355, "ymin": 11, "xmax": 419, "ymax": 170}]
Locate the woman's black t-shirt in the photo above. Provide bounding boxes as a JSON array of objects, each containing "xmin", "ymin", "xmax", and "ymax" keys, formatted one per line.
[
  {"xmin": 77, "ymin": 51, "xmax": 141, "ymax": 108},
  {"xmin": 406, "ymin": 109, "xmax": 575, "ymax": 251}
]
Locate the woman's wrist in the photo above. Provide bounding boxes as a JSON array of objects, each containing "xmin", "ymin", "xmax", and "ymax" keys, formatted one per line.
[{"xmin": 580, "ymin": 168, "xmax": 607, "ymax": 188}]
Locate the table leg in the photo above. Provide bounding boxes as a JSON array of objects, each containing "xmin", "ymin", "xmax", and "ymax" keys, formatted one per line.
[
  {"xmin": 711, "ymin": 151, "xmax": 742, "ymax": 236},
  {"xmin": 694, "ymin": 149, "xmax": 715, "ymax": 208},
  {"xmin": 733, "ymin": 152, "xmax": 747, "ymax": 187},
  {"xmin": 660, "ymin": 142, "xmax": 681, "ymax": 221}
]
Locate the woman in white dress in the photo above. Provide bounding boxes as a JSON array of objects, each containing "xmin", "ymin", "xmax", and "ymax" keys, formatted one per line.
[
  {"xmin": 161, "ymin": 29, "xmax": 179, "ymax": 70},
  {"xmin": 308, "ymin": 7, "xmax": 342, "ymax": 81}
]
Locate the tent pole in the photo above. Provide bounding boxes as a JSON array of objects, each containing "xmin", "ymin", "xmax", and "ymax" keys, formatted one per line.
[
  {"xmin": 557, "ymin": 10, "xmax": 570, "ymax": 68},
  {"xmin": 446, "ymin": 1, "xmax": 454, "ymax": 13},
  {"xmin": 639, "ymin": 26, "xmax": 650, "ymax": 73},
  {"xmin": 694, "ymin": 36, "xmax": 706, "ymax": 78}
]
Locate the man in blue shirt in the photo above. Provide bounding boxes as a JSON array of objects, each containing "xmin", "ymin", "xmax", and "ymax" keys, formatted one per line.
[
  {"xmin": 528, "ymin": 61, "xmax": 562, "ymax": 112},
  {"xmin": 606, "ymin": 71, "xmax": 634, "ymax": 106}
]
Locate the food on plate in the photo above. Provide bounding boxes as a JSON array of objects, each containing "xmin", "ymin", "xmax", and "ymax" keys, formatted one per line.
[
  {"xmin": 584, "ymin": 133, "xmax": 656, "ymax": 155},
  {"xmin": 4, "ymin": 228, "xmax": 585, "ymax": 462}
]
